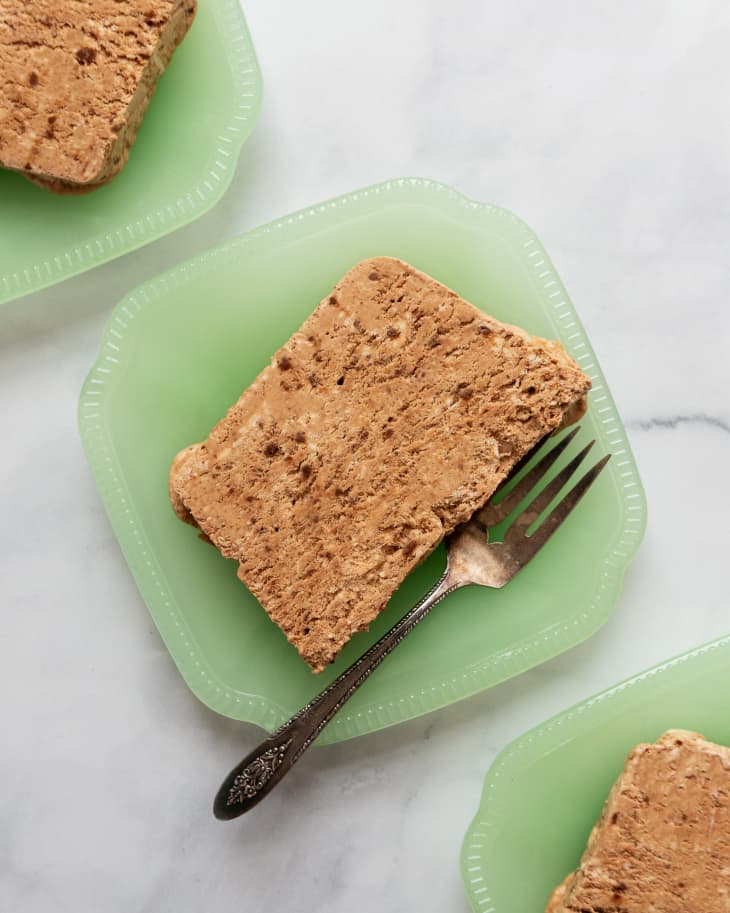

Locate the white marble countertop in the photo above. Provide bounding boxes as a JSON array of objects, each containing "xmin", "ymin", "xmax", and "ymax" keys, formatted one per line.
[{"xmin": 3, "ymin": 1, "xmax": 730, "ymax": 910}]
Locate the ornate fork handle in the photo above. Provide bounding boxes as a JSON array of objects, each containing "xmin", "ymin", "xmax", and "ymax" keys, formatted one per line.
[
  {"xmin": 213, "ymin": 562, "xmax": 464, "ymax": 819},
  {"xmin": 213, "ymin": 430, "xmax": 609, "ymax": 820}
]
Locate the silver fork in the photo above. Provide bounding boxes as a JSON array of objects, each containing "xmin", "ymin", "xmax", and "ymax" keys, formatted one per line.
[{"xmin": 213, "ymin": 428, "xmax": 610, "ymax": 820}]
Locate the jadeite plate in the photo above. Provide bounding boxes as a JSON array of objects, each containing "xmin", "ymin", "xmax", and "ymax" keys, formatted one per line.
[
  {"xmin": 461, "ymin": 635, "xmax": 730, "ymax": 912},
  {"xmin": 78, "ymin": 177, "xmax": 646, "ymax": 744},
  {"xmin": 0, "ymin": 0, "xmax": 261, "ymax": 307}
]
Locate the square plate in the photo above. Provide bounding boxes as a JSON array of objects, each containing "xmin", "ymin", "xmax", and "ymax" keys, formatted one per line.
[
  {"xmin": 0, "ymin": 0, "xmax": 261, "ymax": 307},
  {"xmin": 461, "ymin": 635, "xmax": 730, "ymax": 912},
  {"xmin": 78, "ymin": 177, "xmax": 645, "ymax": 744}
]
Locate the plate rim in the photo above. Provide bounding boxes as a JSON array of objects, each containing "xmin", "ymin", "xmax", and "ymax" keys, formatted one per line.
[
  {"xmin": 78, "ymin": 176, "xmax": 647, "ymax": 744},
  {"xmin": 0, "ymin": 0, "xmax": 262, "ymax": 307},
  {"xmin": 459, "ymin": 633, "xmax": 730, "ymax": 912}
]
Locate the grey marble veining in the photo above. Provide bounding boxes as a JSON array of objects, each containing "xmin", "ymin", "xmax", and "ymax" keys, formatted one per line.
[
  {"xmin": 628, "ymin": 414, "xmax": 730, "ymax": 433},
  {"xmin": 2, "ymin": 1, "xmax": 730, "ymax": 911}
]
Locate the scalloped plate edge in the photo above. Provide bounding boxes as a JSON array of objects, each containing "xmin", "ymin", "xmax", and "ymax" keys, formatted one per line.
[
  {"xmin": 0, "ymin": 0, "xmax": 262, "ymax": 306},
  {"xmin": 78, "ymin": 176, "xmax": 647, "ymax": 744},
  {"xmin": 459, "ymin": 634, "xmax": 730, "ymax": 911}
]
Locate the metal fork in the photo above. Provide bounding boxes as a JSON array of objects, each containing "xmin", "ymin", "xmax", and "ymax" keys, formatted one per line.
[{"xmin": 213, "ymin": 428, "xmax": 610, "ymax": 820}]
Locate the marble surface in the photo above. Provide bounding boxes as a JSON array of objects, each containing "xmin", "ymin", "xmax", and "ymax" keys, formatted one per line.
[{"xmin": 2, "ymin": 1, "xmax": 730, "ymax": 910}]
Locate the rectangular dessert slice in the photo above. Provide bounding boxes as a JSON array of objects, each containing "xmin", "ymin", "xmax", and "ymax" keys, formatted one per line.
[
  {"xmin": 547, "ymin": 730, "xmax": 730, "ymax": 913},
  {"xmin": 0, "ymin": 0, "xmax": 196, "ymax": 193},
  {"xmin": 169, "ymin": 256, "xmax": 591, "ymax": 671}
]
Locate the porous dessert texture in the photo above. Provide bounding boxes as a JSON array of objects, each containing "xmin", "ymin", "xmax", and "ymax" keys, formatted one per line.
[
  {"xmin": 170, "ymin": 257, "xmax": 591, "ymax": 671},
  {"xmin": 547, "ymin": 729, "xmax": 730, "ymax": 913},
  {"xmin": 0, "ymin": 0, "xmax": 196, "ymax": 192}
]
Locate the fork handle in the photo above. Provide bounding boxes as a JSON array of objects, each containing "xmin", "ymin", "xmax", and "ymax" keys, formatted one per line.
[{"xmin": 213, "ymin": 562, "xmax": 463, "ymax": 819}]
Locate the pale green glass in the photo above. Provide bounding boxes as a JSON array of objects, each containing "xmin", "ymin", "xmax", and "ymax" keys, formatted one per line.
[
  {"xmin": 78, "ymin": 178, "xmax": 646, "ymax": 743},
  {"xmin": 0, "ymin": 0, "xmax": 261, "ymax": 306},
  {"xmin": 461, "ymin": 635, "xmax": 730, "ymax": 912}
]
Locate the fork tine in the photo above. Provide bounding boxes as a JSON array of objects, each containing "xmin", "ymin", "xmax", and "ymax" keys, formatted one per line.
[
  {"xmin": 479, "ymin": 426, "xmax": 581, "ymax": 526},
  {"xmin": 507, "ymin": 454, "xmax": 611, "ymax": 561},
  {"xmin": 491, "ymin": 431, "xmax": 555, "ymax": 497},
  {"xmin": 504, "ymin": 439, "xmax": 596, "ymax": 539}
]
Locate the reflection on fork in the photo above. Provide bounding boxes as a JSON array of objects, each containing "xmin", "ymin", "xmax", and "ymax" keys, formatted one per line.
[{"xmin": 214, "ymin": 427, "xmax": 610, "ymax": 819}]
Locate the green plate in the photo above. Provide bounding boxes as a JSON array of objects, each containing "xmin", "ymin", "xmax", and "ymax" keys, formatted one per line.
[
  {"xmin": 0, "ymin": 0, "xmax": 261, "ymax": 306},
  {"xmin": 461, "ymin": 635, "xmax": 730, "ymax": 912},
  {"xmin": 78, "ymin": 177, "xmax": 645, "ymax": 743}
]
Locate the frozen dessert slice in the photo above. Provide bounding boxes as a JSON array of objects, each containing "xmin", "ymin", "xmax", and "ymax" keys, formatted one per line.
[
  {"xmin": 170, "ymin": 256, "xmax": 591, "ymax": 671},
  {"xmin": 546, "ymin": 729, "xmax": 730, "ymax": 912},
  {"xmin": 0, "ymin": 0, "xmax": 196, "ymax": 192}
]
